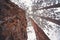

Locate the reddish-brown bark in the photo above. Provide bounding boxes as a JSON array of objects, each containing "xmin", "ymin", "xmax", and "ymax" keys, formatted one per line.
[
  {"xmin": 0, "ymin": 0, "xmax": 27, "ymax": 40},
  {"xmin": 30, "ymin": 18, "xmax": 50, "ymax": 40}
]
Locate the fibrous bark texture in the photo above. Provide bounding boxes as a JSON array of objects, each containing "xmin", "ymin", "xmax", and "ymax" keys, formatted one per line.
[
  {"xmin": 30, "ymin": 18, "xmax": 50, "ymax": 40},
  {"xmin": 0, "ymin": 0, "xmax": 27, "ymax": 40}
]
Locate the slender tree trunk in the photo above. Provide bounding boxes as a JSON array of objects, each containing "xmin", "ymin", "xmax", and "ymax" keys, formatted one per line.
[
  {"xmin": 0, "ymin": 0, "xmax": 27, "ymax": 40},
  {"xmin": 30, "ymin": 18, "xmax": 50, "ymax": 40},
  {"xmin": 35, "ymin": 3, "xmax": 60, "ymax": 10},
  {"xmin": 40, "ymin": 16, "xmax": 60, "ymax": 25},
  {"xmin": 32, "ymin": 14, "xmax": 60, "ymax": 25}
]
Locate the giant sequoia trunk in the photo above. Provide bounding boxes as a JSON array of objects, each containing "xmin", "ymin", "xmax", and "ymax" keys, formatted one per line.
[
  {"xmin": 30, "ymin": 18, "xmax": 50, "ymax": 40},
  {"xmin": 0, "ymin": 0, "xmax": 27, "ymax": 40}
]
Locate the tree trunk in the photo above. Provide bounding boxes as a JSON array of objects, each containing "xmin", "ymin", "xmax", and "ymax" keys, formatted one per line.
[
  {"xmin": 30, "ymin": 18, "xmax": 50, "ymax": 40},
  {"xmin": 35, "ymin": 3, "xmax": 60, "ymax": 10},
  {"xmin": 32, "ymin": 14, "xmax": 60, "ymax": 25},
  {"xmin": 40, "ymin": 16, "xmax": 60, "ymax": 25},
  {"xmin": 0, "ymin": 0, "xmax": 27, "ymax": 40}
]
